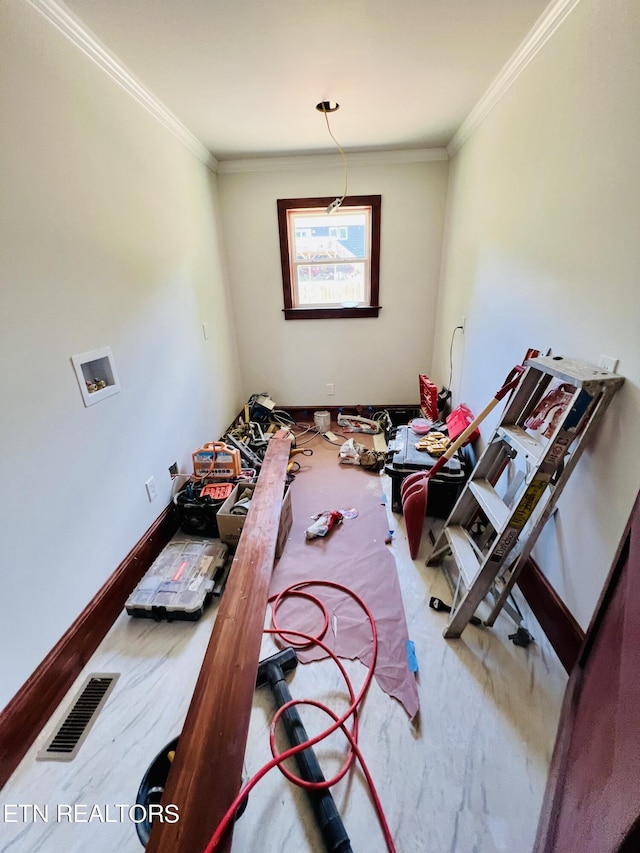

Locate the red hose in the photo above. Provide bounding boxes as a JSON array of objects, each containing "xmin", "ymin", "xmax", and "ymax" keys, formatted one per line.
[{"xmin": 202, "ymin": 580, "xmax": 397, "ymax": 853}]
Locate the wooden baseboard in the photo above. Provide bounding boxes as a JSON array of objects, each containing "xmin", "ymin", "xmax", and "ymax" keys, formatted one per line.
[
  {"xmin": 0, "ymin": 504, "xmax": 179, "ymax": 791},
  {"xmin": 517, "ymin": 558, "xmax": 585, "ymax": 673}
]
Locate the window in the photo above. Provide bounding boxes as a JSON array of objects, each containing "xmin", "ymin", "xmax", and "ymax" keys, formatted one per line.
[{"xmin": 277, "ymin": 195, "xmax": 381, "ymax": 319}]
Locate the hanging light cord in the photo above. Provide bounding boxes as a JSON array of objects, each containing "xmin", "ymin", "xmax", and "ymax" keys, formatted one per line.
[{"xmin": 321, "ymin": 105, "xmax": 348, "ymax": 203}]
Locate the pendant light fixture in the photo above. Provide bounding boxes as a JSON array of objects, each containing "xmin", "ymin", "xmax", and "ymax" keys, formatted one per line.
[{"xmin": 316, "ymin": 101, "xmax": 348, "ymax": 214}]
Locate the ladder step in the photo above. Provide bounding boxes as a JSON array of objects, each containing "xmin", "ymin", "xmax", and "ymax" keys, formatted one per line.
[
  {"xmin": 468, "ymin": 479, "xmax": 509, "ymax": 532},
  {"xmin": 527, "ymin": 354, "xmax": 625, "ymax": 390},
  {"xmin": 444, "ymin": 525, "xmax": 481, "ymax": 588},
  {"xmin": 498, "ymin": 425, "xmax": 545, "ymax": 464}
]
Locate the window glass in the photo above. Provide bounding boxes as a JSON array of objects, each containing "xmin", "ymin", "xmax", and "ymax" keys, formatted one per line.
[{"xmin": 277, "ymin": 196, "xmax": 381, "ymax": 320}]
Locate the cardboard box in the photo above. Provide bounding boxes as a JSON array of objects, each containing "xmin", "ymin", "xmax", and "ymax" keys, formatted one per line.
[{"xmin": 216, "ymin": 481, "xmax": 292, "ymax": 558}]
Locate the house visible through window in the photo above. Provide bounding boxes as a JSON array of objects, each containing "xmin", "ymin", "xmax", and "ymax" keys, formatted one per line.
[{"xmin": 277, "ymin": 195, "xmax": 381, "ymax": 319}]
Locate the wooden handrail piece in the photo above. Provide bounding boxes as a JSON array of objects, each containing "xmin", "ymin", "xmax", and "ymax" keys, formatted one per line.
[{"xmin": 147, "ymin": 432, "xmax": 292, "ymax": 853}]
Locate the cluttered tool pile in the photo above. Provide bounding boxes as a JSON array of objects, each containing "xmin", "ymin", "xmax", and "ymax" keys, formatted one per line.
[
  {"xmin": 124, "ymin": 395, "xmax": 400, "ymax": 624},
  {"xmin": 130, "ymin": 395, "xmax": 423, "ymax": 852}
]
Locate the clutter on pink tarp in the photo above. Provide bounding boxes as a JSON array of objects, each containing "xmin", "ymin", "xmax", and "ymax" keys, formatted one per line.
[{"xmin": 269, "ymin": 432, "xmax": 420, "ymax": 721}]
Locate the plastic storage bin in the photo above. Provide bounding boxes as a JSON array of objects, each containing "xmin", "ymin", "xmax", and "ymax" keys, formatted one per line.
[
  {"xmin": 125, "ymin": 539, "xmax": 229, "ymax": 621},
  {"xmin": 385, "ymin": 425, "xmax": 468, "ymax": 517}
]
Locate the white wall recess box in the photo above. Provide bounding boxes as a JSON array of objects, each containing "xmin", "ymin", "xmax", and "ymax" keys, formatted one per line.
[{"xmin": 71, "ymin": 346, "xmax": 121, "ymax": 407}]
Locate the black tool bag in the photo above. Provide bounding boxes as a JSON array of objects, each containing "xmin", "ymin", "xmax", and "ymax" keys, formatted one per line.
[{"xmin": 175, "ymin": 488, "xmax": 224, "ymax": 537}]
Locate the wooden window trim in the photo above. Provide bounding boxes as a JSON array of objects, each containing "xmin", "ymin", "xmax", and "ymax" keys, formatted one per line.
[{"xmin": 277, "ymin": 195, "xmax": 381, "ymax": 320}]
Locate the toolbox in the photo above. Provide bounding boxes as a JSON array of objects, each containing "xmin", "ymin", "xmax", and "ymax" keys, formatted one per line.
[
  {"xmin": 385, "ymin": 425, "xmax": 468, "ymax": 517},
  {"xmin": 192, "ymin": 441, "xmax": 242, "ymax": 478},
  {"xmin": 125, "ymin": 539, "xmax": 229, "ymax": 621}
]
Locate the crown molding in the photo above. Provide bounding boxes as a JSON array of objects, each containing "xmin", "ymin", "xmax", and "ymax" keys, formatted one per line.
[
  {"xmin": 27, "ymin": 0, "xmax": 579, "ymax": 170},
  {"xmin": 447, "ymin": 0, "xmax": 583, "ymax": 157},
  {"xmin": 25, "ymin": 0, "xmax": 217, "ymax": 171},
  {"xmin": 216, "ymin": 147, "xmax": 448, "ymax": 174}
]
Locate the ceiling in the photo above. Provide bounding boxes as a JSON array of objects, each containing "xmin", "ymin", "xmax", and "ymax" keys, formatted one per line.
[{"xmin": 61, "ymin": 0, "xmax": 553, "ymax": 161}]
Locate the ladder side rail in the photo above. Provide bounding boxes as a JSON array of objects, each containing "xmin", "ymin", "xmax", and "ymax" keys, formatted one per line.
[
  {"xmin": 443, "ymin": 553, "xmax": 516, "ymax": 637},
  {"xmin": 430, "ymin": 422, "xmax": 542, "ymax": 572},
  {"xmin": 441, "ymin": 559, "xmax": 462, "ymax": 604},
  {"xmin": 483, "ymin": 385, "xmax": 620, "ymax": 625},
  {"xmin": 438, "ymin": 357, "xmax": 624, "ymax": 639},
  {"xmin": 431, "ymin": 363, "xmax": 548, "ymax": 560},
  {"xmin": 489, "ymin": 580, "xmax": 524, "ymax": 626},
  {"xmin": 442, "ymin": 385, "xmax": 590, "ymax": 636},
  {"xmin": 443, "ymin": 503, "xmax": 543, "ymax": 636}
]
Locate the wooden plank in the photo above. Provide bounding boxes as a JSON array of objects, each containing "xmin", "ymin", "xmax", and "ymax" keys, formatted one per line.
[
  {"xmin": 0, "ymin": 503, "xmax": 178, "ymax": 791},
  {"xmin": 147, "ymin": 432, "xmax": 291, "ymax": 853}
]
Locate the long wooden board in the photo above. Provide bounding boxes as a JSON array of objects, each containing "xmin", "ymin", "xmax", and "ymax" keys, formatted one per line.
[{"xmin": 147, "ymin": 432, "xmax": 291, "ymax": 853}]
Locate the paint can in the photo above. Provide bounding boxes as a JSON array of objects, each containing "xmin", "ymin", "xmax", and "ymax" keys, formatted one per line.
[{"xmin": 314, "ymin": 410, "xmax": 331, "ymax": 433}]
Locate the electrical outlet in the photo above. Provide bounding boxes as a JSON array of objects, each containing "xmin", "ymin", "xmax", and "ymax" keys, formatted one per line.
[
  {"xmin": 326, "ymin": 383, "xmax": 335, "ymax": 396},
  {"xmin": 202, "ymin": 323, "xmax": 210, "ymax": 340},
  {"xmin": 168, "ymin": 462, "xmax": 178, "ymax": 478},
  {"xmin": 145, "ymin": 477, "xmax": 157, "ymax": 502},
  {"xmin": 461, "ymin": 316, "xmax": 466, "ymax": 334},
  {"xmin": 598, "ymin": 355, "xmax": 619, "ymax": 373}
]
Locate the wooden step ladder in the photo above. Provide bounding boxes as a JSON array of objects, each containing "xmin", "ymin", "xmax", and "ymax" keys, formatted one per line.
[{"xmin": 427, "ymin": 354, "xmax": 625, "ymax": 638}]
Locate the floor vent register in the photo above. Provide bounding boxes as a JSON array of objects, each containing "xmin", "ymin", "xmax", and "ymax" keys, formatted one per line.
[{"xmin": 36, "ymin": 673, "xmax": 119, "ymax": 762}]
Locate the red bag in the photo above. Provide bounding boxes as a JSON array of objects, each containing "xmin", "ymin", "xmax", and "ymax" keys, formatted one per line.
[
  {"xmin": 446, "ymin": 404, "xmax": 480, "ymax": 445},
  {"xmin": 419, "ymin": 375, "xmax": 438, "ymax": 422}
]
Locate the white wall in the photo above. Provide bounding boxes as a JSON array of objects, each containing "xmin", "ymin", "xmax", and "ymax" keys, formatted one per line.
[
  {"xmin": 0, "ymin": 0, "xmax": 242, "ymax": 710},
  {"xmin": 218, "ymin": 156, "xmax": 449, "ymax": 406},
  {"xmin": 433, "ymin": 0, "xmax": 640, "ymax": 628}
]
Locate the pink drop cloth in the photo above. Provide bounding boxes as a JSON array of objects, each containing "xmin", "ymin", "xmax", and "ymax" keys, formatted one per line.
[{"xmin": 269, "ymin": 431, "xmax": 419, "ymax": 720}]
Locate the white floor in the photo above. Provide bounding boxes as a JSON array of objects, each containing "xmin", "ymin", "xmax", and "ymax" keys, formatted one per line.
[{"xmin": 0, "ymin": 471, "xmax": 568, "ymax": 853}]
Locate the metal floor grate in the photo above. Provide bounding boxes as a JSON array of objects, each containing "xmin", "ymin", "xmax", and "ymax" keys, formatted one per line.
[{"xmin": 36, "ymin": 673, "xmax": 119, "ymax": 762}]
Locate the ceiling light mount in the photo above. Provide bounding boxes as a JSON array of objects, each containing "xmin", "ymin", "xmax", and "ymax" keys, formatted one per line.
[{"xmin": 316, "ymin": 101, "xmax": 340, "ymax": 113}]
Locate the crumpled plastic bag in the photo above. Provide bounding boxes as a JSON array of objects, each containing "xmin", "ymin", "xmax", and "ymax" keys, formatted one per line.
[
  {"xmin": 339, "ymin": 438, "xmax": 364, "ymax": 465},
  {"xmin": 305, "ymin": 509, "xmax": 343, "ymax": 540}
]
